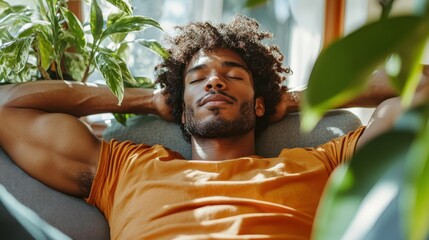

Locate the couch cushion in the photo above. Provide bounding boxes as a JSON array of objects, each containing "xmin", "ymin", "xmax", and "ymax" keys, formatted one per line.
[{"xmin": 103, "ymin": 110, "xmax": 362, "ymax": 159}]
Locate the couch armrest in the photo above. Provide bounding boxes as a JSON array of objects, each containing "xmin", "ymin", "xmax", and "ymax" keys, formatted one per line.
[{"xmin": 0, "ymin": 149, "xmax": 110, "ymax": 240}]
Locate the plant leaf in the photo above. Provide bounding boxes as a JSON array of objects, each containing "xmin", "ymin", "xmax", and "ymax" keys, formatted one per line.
[
  {"xmin": 105, "ymin": 0, "xmax": 132, "ymax": 15},
  {"xmin": 101, "ymin": 15, "xmax": 162, "ymax": 41},
  {"xmin": 113, "ymin": 54, "xmax": 137, "ymax": 86},
  {"xmin": 60, "ymin": 6, "xmax": 86, "ymax": 51},
  {"xmin": 116, "ymin": 43, "xmax": 129, "ymax": 61},
  {"xmin": 17, "ymin": 21, "xmax": 51, "ymax": 38},
  {"xmin": 132, "ymin": 76, "xmax": 155, "ymax": 88},
  {"xmin": 0, "ymin": 1, "xmax": 11, "ymax": 12},
  {"xmin": 0, "ymin": 5, "xmax": 32, "ymax": 20},
  {"xmin": 399, "ymin": 102, "xmax": 429, "ymax": 240},
  {"xmin": 137, "ymin": 39, "xmax": 170, "ymax": 59},
  {"xmin": 244, "ymin": 0, "xmax": 268, "ymax": 8},
  {"xmin": 301, "ymin": 16, "xmax": 429, "ymax": 131},
  {"xmin": 94, "ymin": 52, "xmax": 124, "ymax": 105},
  {"xmin": 112, "ymin": 113, "xmax": 135, "ymax": 126},
  {"xmin": 0, "ymin": 37, "xmax": 32, "ymax": 80},
  {"xmin": 107, "ymin": 12, "xmax": 128, "ymax": 43},
  {"xmin": 64, "ymin": 52, "xmax": 86, "ymax": 81},
  {"xmin": 90, "ymin": 0, "xmax": 103, "ymax": 42},
  {"xmin": 313, "ymin": 103, "xmax": 429, "ymax": 240},
  {"xmin": 0, "ymin": 6, "xmax": 33, "ymax": 37},
  {"xmin": 388, "ymin": 18, "xmax": 429, "ymax": 106},
  {"xmin": 35, "ymin": 31, "xmax": 54, "ymax": 70},
  {"xmin": 407, "ymin": 131, "xmax": 429, "ymax": 240},
  {"xmin": 313, "ymin": 130, "xmax": 414, "ymax": 240},
  {"xmin": 0, "ymin": 28, "xmax": 13, "ymax": 43}
]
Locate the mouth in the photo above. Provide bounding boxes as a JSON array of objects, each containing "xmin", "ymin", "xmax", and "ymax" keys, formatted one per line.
[{"xmin": 198, "ymin": 92, "xmax": 236, "ymax": 107}]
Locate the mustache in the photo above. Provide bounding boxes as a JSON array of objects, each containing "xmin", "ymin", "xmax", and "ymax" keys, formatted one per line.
[{"xmin": 196, "ymin": 90, "xmax": 237, "ymax": 106}]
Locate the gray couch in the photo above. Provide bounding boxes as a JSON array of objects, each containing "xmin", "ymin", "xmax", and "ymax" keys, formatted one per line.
[{"xmin": 0, "ymin": 111, "xmax": 362, "ymax": 239}]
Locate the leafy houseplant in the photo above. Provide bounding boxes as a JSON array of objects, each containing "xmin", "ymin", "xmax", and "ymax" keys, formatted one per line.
[
  {"xmin": 301, "ymin": 0, "xmax": 429, "ymax": 239},
  {"xmin": 0, "ymin": 0, "xmax": 168, "ymax": 110}
]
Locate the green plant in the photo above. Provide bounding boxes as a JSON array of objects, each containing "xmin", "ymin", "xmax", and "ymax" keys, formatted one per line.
[
  {"xmin": 0, "ymin": 0, "xmax": 168, "ymax": 108},
  {"xmin": 302, "ymin": 0, "xmax": 429, "ymax": 239}
]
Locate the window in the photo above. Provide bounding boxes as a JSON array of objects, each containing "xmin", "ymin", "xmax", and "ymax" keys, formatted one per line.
[{"xmin": 85, "ymin": 0, "xmax": 325, "ymax": 89}]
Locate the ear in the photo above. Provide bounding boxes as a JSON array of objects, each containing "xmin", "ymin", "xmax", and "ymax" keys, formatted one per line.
[{"xmin": 255, "ymin": 97, "xmax": 265, "ymax": 117}]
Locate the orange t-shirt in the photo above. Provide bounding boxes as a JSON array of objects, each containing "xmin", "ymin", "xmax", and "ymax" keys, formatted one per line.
[{"xmin": 87, "ymin": 127, "xmax": 365, "ymax": 240}]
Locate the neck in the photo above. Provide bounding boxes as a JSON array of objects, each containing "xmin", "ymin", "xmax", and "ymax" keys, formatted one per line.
[{"xmin": 190, "ymin": 131, "xmax": 256, "ymax": 160}]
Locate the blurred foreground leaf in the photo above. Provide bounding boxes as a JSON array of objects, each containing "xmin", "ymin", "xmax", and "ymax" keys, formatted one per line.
[
  {"xmin": 313, "ymin": 102, "xmax": 429, "ymax": 240},
  {"xmin": 302, "ymin": 15, "xmax": 429, "ymax": 131}
]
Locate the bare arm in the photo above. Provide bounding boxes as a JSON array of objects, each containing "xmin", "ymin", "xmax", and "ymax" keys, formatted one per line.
[
  {"xmin": 0, "ymin": 80, "xmax": 170, "ymax": 197},
  {"xmin": 1, "ymin": 80, "xmax": 168, "ymax": 117},
  {"xmin": 356, "ymin": 66, "xmax": 429, "ymax": 149},
  {"xmin": 272, "ymin": 65, "xmax": 429, "ymax": 122},
  {"xmin": 270, "ymin": 74, "xmax": 393, "ymax": 123}
]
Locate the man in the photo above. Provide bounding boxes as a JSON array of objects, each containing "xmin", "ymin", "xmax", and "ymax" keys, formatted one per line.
[{"xmin": 0, "ymin": 16, "xmax": 426, "ymax": 239}]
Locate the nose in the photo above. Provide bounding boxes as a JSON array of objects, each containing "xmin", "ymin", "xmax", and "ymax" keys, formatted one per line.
[{"xmin": 204, "ymin": 75, "xmax": 226, "ymax": 91}]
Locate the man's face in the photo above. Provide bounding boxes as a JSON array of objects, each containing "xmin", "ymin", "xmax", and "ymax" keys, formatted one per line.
[{"xmin": 182, "ymin": 48, "xmax": 265, "ymax": 139}]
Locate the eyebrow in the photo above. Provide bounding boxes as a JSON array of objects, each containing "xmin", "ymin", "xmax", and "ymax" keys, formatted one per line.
[{"xmin": 185, "ymin": 61, "xmax": 250, "ymax": 76}]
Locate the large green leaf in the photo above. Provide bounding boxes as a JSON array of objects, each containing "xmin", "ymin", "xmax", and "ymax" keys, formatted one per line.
[
  {"xmin": 399, "ymin": 103, "xmax": 429, "ymax": 240},
  {"xmin": 101, "ymin": 15, "xmax": 162, "ymax": 41},
  {"xmin": 137, "ymin": 39, "xmax": 170, "ymax": 60},
  {"xmin": 90, "ymin": 0, "xmax": 103, "ymax": 42},
  {"xmin": 60, "ymin": 7, "xmax": 86, "ymax": 51},
  {"xmin": 313, "ymin": 132, "xmax": 413, "ymax": 240},
  {"xmin": 313, "ymin": 103, "xmax": 429, "ymax": 240},
  {"xmin": 105, "ymin": 0, "xmax": 132, "ymax": 15},
  {"xmin": 94, "ymin": 52, "xmax": 124, "ymax": 105},
  {"xmin": 407, "ymin": 128, "xmax": 429, "ymax": 240},
  {"xmin": 302, "ymin": 16, "xmax": 429, "ymax": 131}
]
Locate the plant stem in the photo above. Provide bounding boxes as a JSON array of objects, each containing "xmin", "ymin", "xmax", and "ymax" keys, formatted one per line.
[
  {"xmin": 81, "ymin": 47, "xmax": 96, "ymax": 82},
  {"xmin": 82, "ymin": 39, "xmax": 102, "ymax": 82},
  {"xmin": 49, "ymin": 0, "xmax": 64, "ymax": 80},
  {"xmin": 379, "ymin": 0, "xmax": 396, "ymax": 20}
]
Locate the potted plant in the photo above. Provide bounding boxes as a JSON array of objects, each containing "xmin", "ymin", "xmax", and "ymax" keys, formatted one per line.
[{"xmin": 0, "ymin": 0, "xmax": 168, "ymax": 123}]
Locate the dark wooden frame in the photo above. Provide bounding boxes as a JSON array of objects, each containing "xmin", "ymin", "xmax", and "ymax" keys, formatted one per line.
[{"xmin": 323, "ymin": 0, "xmax": 345, "ymax": 48}]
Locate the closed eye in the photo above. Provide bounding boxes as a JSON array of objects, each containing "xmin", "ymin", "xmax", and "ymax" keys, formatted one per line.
[
  {"xmin": 189, "ymin": 78, "xmax": 205, "ymax": 84},
  {"xmin": 226, "ymin": 76, "xmax": 243, "ymax": 80}
]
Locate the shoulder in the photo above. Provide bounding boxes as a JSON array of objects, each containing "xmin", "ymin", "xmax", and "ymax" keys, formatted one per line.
[
  {"xmin": 279, "ymin": 126, "xmax": 366, "ymax": 171},
  {"xmin": 100, "ymin": 139, "xmax": 185, "ymax": 162}
]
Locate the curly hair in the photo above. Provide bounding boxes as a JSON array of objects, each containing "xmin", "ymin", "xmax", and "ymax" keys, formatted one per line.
[{"xmin": 155, "ymin": 15, "xmax": 291, "ymax": 141}]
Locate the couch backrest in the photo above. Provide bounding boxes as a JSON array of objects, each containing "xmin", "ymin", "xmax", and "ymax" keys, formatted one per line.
[{"xmin": 103, "ymin": 110, "xmax": 362, "ymax": 159}]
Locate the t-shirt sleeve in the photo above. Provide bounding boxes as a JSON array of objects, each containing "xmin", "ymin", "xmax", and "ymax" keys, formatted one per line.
[
  {"xmin": 311, "ymin": 126, "xmax": 366, "ymax": 173},
  {"xmin": 85, "ymin": 139, "xmax": 183, "ymax": 218},
  {"xmin": 85, "ymin": 140, "xmax": 152, "ymax": 217}
]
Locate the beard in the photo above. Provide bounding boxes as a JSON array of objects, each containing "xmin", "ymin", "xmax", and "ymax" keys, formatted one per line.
[{"xmin": 183, "ymin": 100, "xmax": 256, "ymax": 139}]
